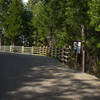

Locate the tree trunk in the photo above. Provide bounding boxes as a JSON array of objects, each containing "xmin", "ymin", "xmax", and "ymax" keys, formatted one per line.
[
  {"xmin": 11, "ymin": 41, "xmax": 15, "ymax": 46},
  {"xmin": 49, "ymin": 27, "xmax": 56, "ymax": 47}
]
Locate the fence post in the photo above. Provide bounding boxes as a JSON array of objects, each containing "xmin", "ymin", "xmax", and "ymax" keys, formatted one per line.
[
  {"xmin": 51, "ymin": 46, "xmax": 53, "ymax": 57},
  {"xmin": 44, "ymin": 46, "xmax": 47, "ymax": 56},
  {"xmin": 22, "ymin": 46, "xmax": 24, "ymax": 53},
  {"xmin": 4, "ymin": 45, "xmax": 5, "ymax": 52},
  {"xmin": 10, "ymin": 45, "xmax": 12, "ymax": 52},
  {"xmin": 32, "ymin": 46, "xmax": 34, "ymax": 54},
  {"xmin": 47, "ymin": 46, "xmax": 50, "ymax": 56},
  {"xmin": 43, "ymin": 46, "xmax": 45, "ymax": 56},
  {"xmin": 55, "ymin": 47, "xmax": 57, "ymax": 58},
  {"xmin": 61, "ymin": 46, "xmax": 65, "ymax": 63},
  {"xmin": 0, "ymin": 45, "xmax": 1, "ymax": 51},
  {"xmin": 38, "ymin": 47, "xmax": 41, "ymax": 55},
  {"xmin": 58, "ymin": 47, "xmax": 61, "ymax": 60},
  {"xmin": 45, "ymin": 46, "xmax": 48, "ymax": 56},
  {"xmin": 42, "ymin": 46, "xmax": 44, "ymax": 56},
  {"xmin": 64, "ymin": 47, "xmax": 69, "ymax": 64}
]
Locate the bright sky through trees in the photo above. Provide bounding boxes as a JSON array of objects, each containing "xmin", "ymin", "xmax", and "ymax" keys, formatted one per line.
[{"xmin": 23, "ymin": 0, "xmax": 28, "ymax": 3}]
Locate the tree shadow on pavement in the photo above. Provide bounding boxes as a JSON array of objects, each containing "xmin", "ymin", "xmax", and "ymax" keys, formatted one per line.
[{"xmin": 0, "ymin": 53, "xmax": 100, "ymax": 100}]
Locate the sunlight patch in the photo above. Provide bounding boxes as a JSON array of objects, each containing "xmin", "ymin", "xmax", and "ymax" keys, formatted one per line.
[{"xmin": 17, "ymin": 86, "xmax": 49, "ymax": 93}]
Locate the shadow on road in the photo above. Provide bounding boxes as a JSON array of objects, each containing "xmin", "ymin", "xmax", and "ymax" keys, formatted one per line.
[{"xmin": 0, "ymin": 53, "xmax": 100, "ymax": 100}]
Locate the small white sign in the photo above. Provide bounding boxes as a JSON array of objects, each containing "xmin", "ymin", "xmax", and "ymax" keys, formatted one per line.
[
  {"xmin": 77, "ymin": 47, "xmax": 81, "ymax": 54},
  {"xmin": 74, "ymin": 42, "xmax": 77, "ymax": 50},
  {"xmin": 73, "ymin": 41, "xmax": 81, "ymax": 54},
  {"xmin": 78, "ymin": 42, "xmax": 81, "ymax": 47}
]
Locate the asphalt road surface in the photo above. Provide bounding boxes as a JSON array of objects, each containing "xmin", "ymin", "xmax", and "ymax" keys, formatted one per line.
[{"xmin": 0, "ymin": 52, "xmax": 100, "ymax": 100}]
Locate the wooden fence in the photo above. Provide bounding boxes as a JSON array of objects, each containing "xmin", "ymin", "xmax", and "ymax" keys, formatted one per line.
[{"xmin": 0, "ymin": 45, "xmax": 71, "ymax": 63}]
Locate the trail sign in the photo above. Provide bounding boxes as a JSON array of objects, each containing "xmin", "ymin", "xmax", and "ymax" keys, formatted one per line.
[
  {"xmin": 73, "ymin": 42, "xmax": 77, "ymax": 50},
  {"xmin": 73, "ymin": 41, "xmax": 81, "ymax": 54}
]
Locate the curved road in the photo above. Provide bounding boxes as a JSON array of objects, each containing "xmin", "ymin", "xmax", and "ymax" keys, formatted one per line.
[{"xmin": 0, "ymin": 52, "xmax": 100, "ymax": 100}]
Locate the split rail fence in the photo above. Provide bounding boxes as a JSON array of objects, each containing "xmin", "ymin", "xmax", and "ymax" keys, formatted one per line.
[{"xmin": 0, "ymin": 46, "xmax": 71, "ymax": 63}]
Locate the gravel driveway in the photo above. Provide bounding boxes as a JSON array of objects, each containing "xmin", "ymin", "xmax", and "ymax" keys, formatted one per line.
[{"xmin": 0, "ymin": 52, "xmax": 100, "ymax": 100}]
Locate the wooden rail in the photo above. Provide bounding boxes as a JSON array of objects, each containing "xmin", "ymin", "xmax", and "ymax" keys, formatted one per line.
[{"xmin": 0, "ymin": 45, "xmax": 71, "ymax": 63}]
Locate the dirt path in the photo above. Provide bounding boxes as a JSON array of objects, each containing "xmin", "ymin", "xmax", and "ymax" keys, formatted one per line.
[{"xmin": 0, "ymin": 52, "xmax": 100, "ymax": 100}]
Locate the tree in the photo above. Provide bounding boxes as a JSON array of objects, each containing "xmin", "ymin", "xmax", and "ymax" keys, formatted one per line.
[
  {"xmin": 88, "ymin": 0, "xmax": 100, "ymax": 31},
  {"xmin": 5, "ymin": 0, "xmax": 24, "ymax": 45},
  {"xmin": 0, "ymin": 0, "xmax": 11, "ymax": 45},
  {"xmin": 32, "ymin": 0, "xmax": 50, "ymax": 46},
  {"xmin": 31, "ymin": 0, "xmax": 67, "ymax": 46},
  {"xmin": 21, "ymin": 8, "xmax": 34, "ymax": 46}
]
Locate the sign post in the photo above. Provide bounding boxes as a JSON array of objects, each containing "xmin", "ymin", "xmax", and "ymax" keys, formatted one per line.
[
  {"xmin": 73, "ymin": 41, "xmax": 81, "ymax": 69},
  {"xmin": 81, "ymin": 25, "xmax": 85, "ymax": 73}
]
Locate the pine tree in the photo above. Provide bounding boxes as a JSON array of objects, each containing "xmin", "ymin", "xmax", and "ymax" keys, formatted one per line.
[
  {"xmin": 5, "ymin": 0, "xmax": 24, "ymax": 45},
  {"xmin": 22, "ymin": 8, "xmax": 33, "ymax": 46},
  {"xmin": 0, "ymin": 0, "xmax": 11, "ymax": 45}
]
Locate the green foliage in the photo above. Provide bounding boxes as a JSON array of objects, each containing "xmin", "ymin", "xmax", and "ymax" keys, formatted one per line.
[
  {"xmin": 5, "ymin": 0, "xmax": 24, "ymax": 44},
  {"xmin": 88, "ymin": 0, "xmax": 100, "ymax": 31},
  {"xmin": 0, "ymin": 0, "xmax": 11, "ymax": 30},
  {"xmin": 97, "ymin": 43, "xmax": 100, "ymax": 48},
  {"xmin": 21, "ymin": 8, "xmax": 34, "ymax": 46}
]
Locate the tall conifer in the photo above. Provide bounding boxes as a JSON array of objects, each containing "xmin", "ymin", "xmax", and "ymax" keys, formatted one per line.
[{"xmin": 5, "ymin": 0, "xmax": 24, "ymax": 45}]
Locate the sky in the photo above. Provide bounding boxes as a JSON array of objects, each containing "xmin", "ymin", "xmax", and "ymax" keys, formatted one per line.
[{"xmin": 23, "ymin": 0, "xmax": 28, "ymax": 3}]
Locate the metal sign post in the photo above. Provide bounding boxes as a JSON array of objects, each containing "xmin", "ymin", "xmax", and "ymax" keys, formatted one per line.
[
  {"xmin": 82, "ymin": 50, "xmax": 85, "ymax": 72},
  {"xmin": 81, "ymin": 25, "xmax": 85, "ymax": 73},
  {"xmin": 74, "ymin": 42, "xmax": 78, "ymax": 69},
  {"xmin": 73, "ymin": 41, "xmax": 81, "ymax": 69}
]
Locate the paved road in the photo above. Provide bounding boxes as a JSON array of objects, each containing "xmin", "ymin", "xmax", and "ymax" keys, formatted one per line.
[{"xmin": 0, "ymin": 52, "xmax": 100, "ymax": 100}]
